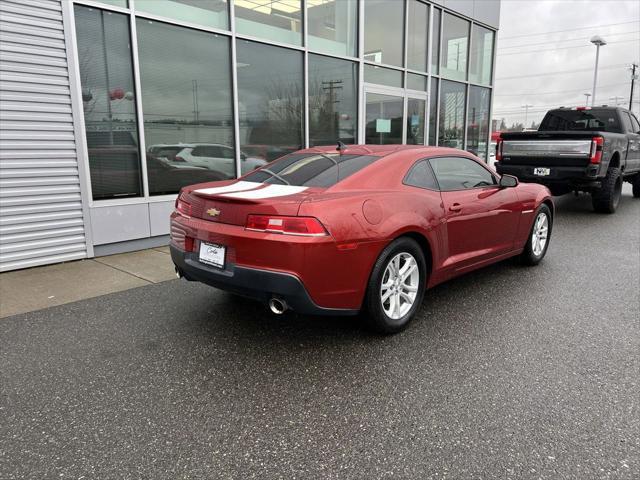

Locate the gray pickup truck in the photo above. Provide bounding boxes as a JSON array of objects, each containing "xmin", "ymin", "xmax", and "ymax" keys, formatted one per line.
[{"xmin": 495, "ymin": 106, "xmax": 640, "ymax": 213}]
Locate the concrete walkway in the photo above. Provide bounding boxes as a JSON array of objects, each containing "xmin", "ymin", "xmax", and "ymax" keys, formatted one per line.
[{"xmin": 0, "ymin": 247, "xmax": 176, "ymax": 318}]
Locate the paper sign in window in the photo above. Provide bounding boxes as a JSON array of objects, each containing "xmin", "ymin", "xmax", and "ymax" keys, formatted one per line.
[{"xmin": 376, "ymin": 118, "xmax": 391, "ymax": 133}]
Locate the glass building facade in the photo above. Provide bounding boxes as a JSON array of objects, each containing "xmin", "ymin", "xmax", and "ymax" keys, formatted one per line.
[{"xmin": 72, "ymin": 0, "xmax": 496, "ymax": 202}]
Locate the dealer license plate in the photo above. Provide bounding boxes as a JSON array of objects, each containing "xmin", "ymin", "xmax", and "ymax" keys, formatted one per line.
[
  {"xmin": 199, "ymin": 242, "xmax": 225, "ymax": 268},
  {"xmin": 534, "ymin": 167, "xmax": 551, "ymax": 176}
]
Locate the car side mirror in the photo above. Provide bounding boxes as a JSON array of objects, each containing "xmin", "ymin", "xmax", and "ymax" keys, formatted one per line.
[{"xmin": 499, "ymin": 174, "xmax": 518, "ymax": 188}]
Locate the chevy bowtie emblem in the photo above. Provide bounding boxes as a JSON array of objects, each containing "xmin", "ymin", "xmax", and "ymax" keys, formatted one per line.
[{"xmin": 207, "ymin": 208, "xmax": 221, "ymax": 217}]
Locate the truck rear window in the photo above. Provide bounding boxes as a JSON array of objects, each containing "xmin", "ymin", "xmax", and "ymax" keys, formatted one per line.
[
  {"xmin": 539, "ymin": 109, "xmax": 621, "ymax": 132},
  {"xmin": 244, "ymin": 153, "xmax": 379, "ymax": 187}
]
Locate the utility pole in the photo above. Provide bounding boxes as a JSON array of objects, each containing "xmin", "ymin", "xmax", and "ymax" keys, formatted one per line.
[
  {"xmin": 630, "ymin": 63, "xmax": 638, "ymax": 111},
  {"xmin": 584, "ymin": 93, "xmax": 591, "ymax": 105},
  {"xmin": 522, "ymin": 104, "xmax": 533, "ymax": 127}
]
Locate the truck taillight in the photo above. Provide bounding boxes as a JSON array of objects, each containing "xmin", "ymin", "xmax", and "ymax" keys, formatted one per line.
[
  {"xmin": 175, "ymin": 192, "xmax": 192, "ymax": 216},
  {"xmin": 495, "ymin": 139, "xmax": 504, "ymax": 161},
  {"xmin": 246, "ymin": 215, "xmax": 328, "ymax": 236},
  {"xmin": 590, "ymin": 136, "xmax": 604, "ymax": 164}
]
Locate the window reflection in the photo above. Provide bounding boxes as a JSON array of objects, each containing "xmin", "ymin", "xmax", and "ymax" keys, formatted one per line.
[
  {"xmin": 428, "ymin": 78, "xmax": 439, "ymax": 145},
  {"xmin": 307, "ymin": 0, "xmax": 358, "ymax": 57},
  {"xmin": 407, "ymin": 98, "xmax": 426, "ymax": 145},
  {"xmin": 365, "ymin": 93, "xmax": 404, "ymax": 145},
  {"xmin": 441, "ymin": 13, "xmax": 469, "ymax": 81},
  {"xmin": 308, "ymin": 54, "xmax": 358, "ymax": 146},
  {"xmin": 467, "ymin": 86, "xmax": 491, "ymax": 160},
  {"xmin": 137, "ymin": 20, "xmax": 236, "ymax": 194},
  {"xmin": 439, "ymin": 80, "xmax": 466, "ymax": 149},
  {"xmin": 135, "ymin": 0, "xmax": 228, "ymax": 30},
  {"xmin": 469, "ymin": 25, "xmax": 494, "ymax": 85},
  {"xmin": 431, "ymin": 8, "xmax": 441, "ymax": 74},
  {"xmin": 407, "ymin": 0, "xmax": 429, "ymax": 72},
  {"xmin": 364, "ymin": 64, "xmax": 403, "ymax": 88},
  {"xmin": 75, "ymin": 6, "xmax": 141, "ymax": 200},
  {"xmin": 364, "ymin": 0, "xmax": 404, "ymax": 67},
  {"xmin": 235, "ymin": 0, "xmax": 302, "ymax": 45},
  {"xmin": 236, "ymin": 40, "xmax": 303, "ymax": 163}
]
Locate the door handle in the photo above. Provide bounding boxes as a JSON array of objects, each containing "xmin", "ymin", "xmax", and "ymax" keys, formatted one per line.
[{"xmin": 449, "ymin": 203, "xmax": 462, "ymax": 212}]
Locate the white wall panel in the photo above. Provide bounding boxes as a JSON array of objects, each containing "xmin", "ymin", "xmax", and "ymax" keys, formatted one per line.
[{"xmin": 0, "ymin": 0, "xmax": 89, "ymax": 272}]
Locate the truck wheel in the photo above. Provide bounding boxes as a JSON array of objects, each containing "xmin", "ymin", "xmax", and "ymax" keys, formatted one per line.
[
  {"xmin": 632, "ymin": 174, "xmax": 640, "ymax": 198},
  {"xmin": 591, "ymin": 167, "xmax": 622, "ymax": 213},
  {"xmin": 363, "ymin": 237, "xmax": 427, "ymax": 334},
  {"xmin": 520, "ymin": 204, "xmax": 552, "ymax": 266}
]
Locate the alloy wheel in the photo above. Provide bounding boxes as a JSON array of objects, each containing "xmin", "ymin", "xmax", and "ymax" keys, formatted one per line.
[
  {"xmin": 531, "ymin": 212, "xmax": 549, "ymax": 257},
  {"xmin": 380, "ymin": 252, "xmax": 419, "ymax": 320}
]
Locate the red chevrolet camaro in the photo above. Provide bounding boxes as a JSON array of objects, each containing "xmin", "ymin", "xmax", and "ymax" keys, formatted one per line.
[{"xmin": 170, "ymin": 145, "xmax": 553, "ymax": 333}]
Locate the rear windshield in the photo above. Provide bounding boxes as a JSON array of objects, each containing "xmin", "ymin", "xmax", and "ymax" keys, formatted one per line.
[
  {"xmin": 539, "ymin": 109, "xmax": 621, "ymax": 132},
  {"xmin": 243, "ymin": 153, "xmax": 379, "ymax": 187}
]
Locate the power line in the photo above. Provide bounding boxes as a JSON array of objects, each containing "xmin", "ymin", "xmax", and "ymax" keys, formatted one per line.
[
  {"xmin": 497, "ymin": 38, "xmax": 640, "ymax": 57},
  {"xmin": 498, "ymin": 21, "xmax": 639, "ymax": 41},
  {"xmin": 498, "ymin": 30, "xmax": 640, "ymax": 50},
  {"xmin": 494, "ymin": 82, "xmax": 629, "ymax": 97},
  {"xmin": 496, "ymin": 63, "xmax": 629, "ymax": 81}
]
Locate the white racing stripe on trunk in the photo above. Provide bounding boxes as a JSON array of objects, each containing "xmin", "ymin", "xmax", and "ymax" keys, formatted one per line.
[
  {"xmin": 221, "ymin": 184, "xmax": 308, "ymax": 199},
  {"xmin": 194, "ymin": 181, "xmax": 263, "ymax": 195}
]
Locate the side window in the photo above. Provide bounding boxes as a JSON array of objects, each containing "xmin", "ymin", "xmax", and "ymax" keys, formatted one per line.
[
  {"xmin": 220, "ymin": 147, "xmax": 235, "ymax": 159},
  {"xmin": 428, "ymin": 157, "xmax": 496, "ymax": 191},
  {"xmin": 621, "ymin": 112, "xmax": 634, "ymax": 133},
  {"xmin": 630, "ymin": 114, "xmax": 640, "ymax": 133},
  {"xmin": 191, "ymin": 146, "xmax": 205, "ymax": 157},
  {"xmin": 404, "ymin": 160, "xmax": 439, "ymax": 190}
]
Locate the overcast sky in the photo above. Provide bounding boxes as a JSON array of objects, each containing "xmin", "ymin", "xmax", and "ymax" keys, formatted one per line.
[{"xmin": 494, "ymin": 0, "xmax": 640, "ymax": 127}]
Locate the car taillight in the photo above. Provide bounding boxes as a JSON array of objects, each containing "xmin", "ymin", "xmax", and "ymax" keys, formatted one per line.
[
  {"xmin": 590, "ymin": 136, "xmax": 604, "ymax": 164},
  {"xmin": 246, "ymin": 215, "xmax": 328, "ymax": 236},
  {"xmin": 175, "ymin": 192, "xmax": 192, "ymax": 216},
  {"xmin": 495, "ymin": 139, "xmax": 503, "ymax": 161}
]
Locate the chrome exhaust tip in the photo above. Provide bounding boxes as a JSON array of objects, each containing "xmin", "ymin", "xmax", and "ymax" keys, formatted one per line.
[
  {"xmin": 269, "ymin": 298, "xmax": 288, "ymax": 315},
  {"xmin": 175, "ymin": 266, "xmax": 183, "ymax": 279}
]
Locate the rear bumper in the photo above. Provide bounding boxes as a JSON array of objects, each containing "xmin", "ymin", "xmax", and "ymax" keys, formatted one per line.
[
  {"xmin": 496, "ymin": 162, "xmax": 601, "ymax": 188},
  {"xmin": 171, "ymin": 247, "xmax": 359, "ymax": 317}
]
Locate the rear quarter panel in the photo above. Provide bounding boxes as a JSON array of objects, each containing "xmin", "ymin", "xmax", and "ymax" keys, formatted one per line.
[{"xmin": 514, "ymin": 183, "xmax": 554, "ymax": 249}]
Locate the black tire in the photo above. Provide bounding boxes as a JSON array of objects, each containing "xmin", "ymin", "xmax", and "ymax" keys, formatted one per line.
[
  {"xmin": 591, "ymin": 167, "xmax": 622, "ymax": 213},
  {"xmin": 520, "ymin": 204, "xmax": 553, "ymax": 266},
  {"xmin": 632, "ymin": 174, "xmax": 640, "ymax": 198},
  {"xmin": 362, "ymin": 237, "xmax": 427, "ymax": 334}
]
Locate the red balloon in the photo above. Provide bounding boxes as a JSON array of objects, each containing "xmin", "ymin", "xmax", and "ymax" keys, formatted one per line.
[{"xmin": 109, "ymin": 88, "xmax": 125, "ymax": 100}]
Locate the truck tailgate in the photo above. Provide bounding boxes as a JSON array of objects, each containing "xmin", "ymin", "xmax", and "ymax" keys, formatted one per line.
[{"xmin": 500, "ymin": 132, "xmax": 596, "ymax": 166}]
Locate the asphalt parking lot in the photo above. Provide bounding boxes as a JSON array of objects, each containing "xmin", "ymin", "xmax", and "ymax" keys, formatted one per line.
[{"xmin": 1, "ymin": 187, "xmax": 639, "ymax": 479}]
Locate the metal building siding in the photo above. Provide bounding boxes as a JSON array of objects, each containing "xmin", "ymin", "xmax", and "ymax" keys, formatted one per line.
[{"xmin": 0, "ymin": 0, "xmax": 89, "ymax": 272}]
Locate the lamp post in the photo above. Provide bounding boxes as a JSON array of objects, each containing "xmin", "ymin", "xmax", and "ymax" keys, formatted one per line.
[
  {"xmin": 522, "ymin": 104, "xmax": 533, "ymax": 128},
  {"xmin": 590, "ymin": 35, "xmax": 607, "ymax": 106},
  {"xmin": 584, "ymin": 92, "xmax": 591, "ymax": 105}
]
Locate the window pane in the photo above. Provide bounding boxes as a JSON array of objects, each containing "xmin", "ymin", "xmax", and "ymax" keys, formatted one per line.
[
  {"xmin": 429, "ymin": 157, "xmax": 495, "ymax": 191},
  {"xmin": 431, "ymin": 8, "xmax": 441, "ymax": 74},
  {"xmin": 236, "ymin": 40, "xmax": 303, "ymax": 163},
  {"xmin": 235, "ymin": 0, "xmax": 302, "ymax": 46},
  {"xmin": 469, "ymin": 25, "xmax": 494, "ymax": 85},
  {"xmin": 407, "ymin": 98, "xmax": 426, "ymax": 145},
  {"xmin": 135, "ymin": 0, "xmax": 228, "ymax": 30},
  {"xmin": 307, "ymin": 0, "xmax": 358, "ymax": 57},
  {"xmin": 365, "ymin": 93, "xmax": 404, "ymax": 145},
  {"xmin": 428, "ymin": 77, "xmax": 438, "ymax": 145},
  {"xmin": 74, "ymin": 6, "xmax": 141, "ymax": 200},
  {"xmin": 364, "ymin": 64, "xmax": 403, "ymax": 88},
  {"xmin": 404, "ymin": 160, "xmax": 438, "ymax": 190},
  {"xmin": 137, "ymin": 20, "xmax": 235, "ymax": 195},
  {"xmin": 364, "ymin": 0, "xmax": 404, "ymax": 67},
  {"xmin": 407, "ymin": 73, "xmax": 427, "ymax": 91},
  {"xmin": 244, "ymin": 153, "xmax": 379, "ymax": 187},
  {"xmin": 466, "ymin": 86, "xmax": 491, "ymax": 160},
  {"xmin": 308, "ymin": 54, "xmax": 358, "ymax": 146},
  {"xmin": 441, "ymin": 13, "xmax": 469, "ymax": 81},
  {"xmin": 96, "ymin": 0, "xmax": 127, "ymax": 7},
  {"xmin": 407, "ymin": 0, "xmax": 429, "ymax": 72},
  {"xmin": 439, "ymin": 80, "xmax": 466, "ymax": 149}
]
